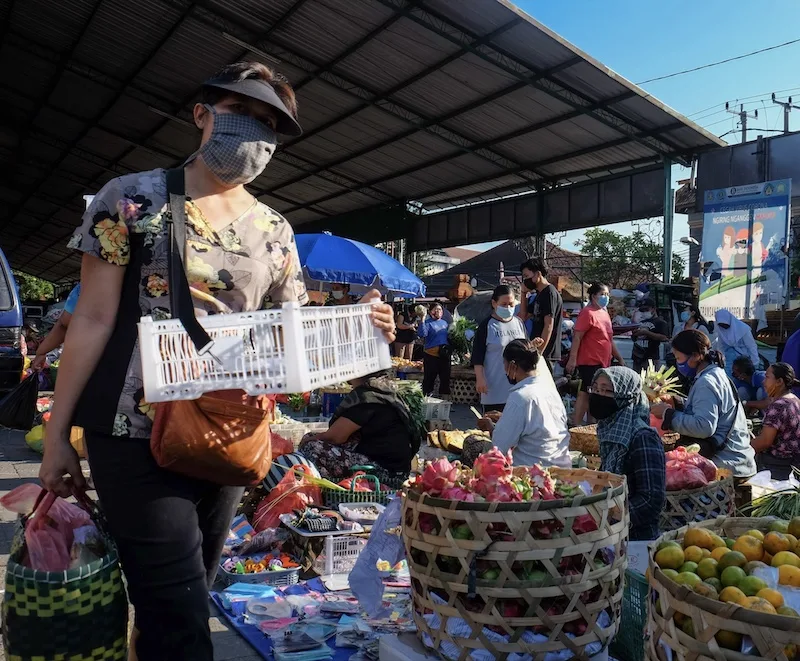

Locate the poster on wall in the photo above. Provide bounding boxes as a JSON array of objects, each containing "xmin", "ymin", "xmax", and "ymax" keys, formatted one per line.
[{"xmin": 699, "ymin": 179, "xmax": 791, "ymax": 323}]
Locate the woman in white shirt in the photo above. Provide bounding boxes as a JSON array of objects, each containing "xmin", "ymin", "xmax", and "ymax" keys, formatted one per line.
[{"xmin": 479, "ymin": 339, "xmax": 571, "ymax": 468}]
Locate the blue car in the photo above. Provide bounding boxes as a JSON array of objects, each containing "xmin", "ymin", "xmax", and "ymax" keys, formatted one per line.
[{"xmin": 0, "ymin": 249, "xmax": 24, "ymax": 394}]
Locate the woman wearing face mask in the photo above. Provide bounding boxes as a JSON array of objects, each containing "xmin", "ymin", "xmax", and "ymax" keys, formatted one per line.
[
  {"xmin": 590, "ymin": 367, "xmax": 666, "ymax": 540},
  {"xmin": 418, "ymin": 302, "xmax": 451, "ymax": 398},
  {"xmin": 651, "ymin": 329, "xmax": 756, "ymax": 480},
  {"xmin": 329, "ymin": 282, "xmax": 351, "ymax": 305},
  {"xmin": 566, "ymin": 282, "xmax": 624, "ymax": 426},
  {"xmin": 38, "ymin": 62, "xmax": 397, "ymax": 661},
  {"xmin": 714, "ymin": 309, "xmax": 759, "ymax": 377},
  {"xmin": 472, "ymin": 285, "xmax": 528, "ymax": 412},
  {"xmin": 751, "ymin": 362, "xmax": 800, "ymax": 480},
  {"xmin": 478, "ymin": 340, "xmax": 570, "ymax": 468},
  {"xmin": 672, "ymin": 305, "xmax": 711, "ymax": 340}
]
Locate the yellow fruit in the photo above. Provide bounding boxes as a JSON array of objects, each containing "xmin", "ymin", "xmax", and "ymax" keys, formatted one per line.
[
  {"xmin": 683, "ymin": 545, "xmax": 704, "ymax": 564},
  {"xmin": 679, "ymin": 562, "xmax": 699, "ymax": 574},
  {"xmin": 764, "ymin": 531, "xmax": 791, "ymax": 555},
  {"xmin": 763, "ymin": 551, "xmax": 773, "ymax": 566},
  {"xmin": 746, "ymin": 529, "xmax": 765, "ymax": 541},
  {"xmin": 693, "ymin": 582, "xmax": 719, "ymax": 600},
  {"xmin": 684, "ymin": 528, "xmax": 714, "ymax": 550},
  {"xmin": 756, "ymin": 588, "xmax": 784, "ymax": 609},
  {"xmin": 733, "ymin": 535, "xmax": 764, "ymax": 562},
  {"xmin": 719, "ymin": 586, "xmax": 748, "ymax": 606},
  {"xmin": 788, "ymin": 517, "xmax": 800, "ymax": 538},
  {"xmin": 701, "ymin": 548, "xmax": 712, "ymax": 559},
  {"xmin": 657, "ymin": 540, "xmax": 682, "ymax": 552},
  {"xmin": 662, "ymin": 568, "xmax": 679, "ymax": 581},
  {"xmin": 655, "ymin": 546, "xmax": 685, "ymax": 570},
  {"xmin": 708, "ymin": 533, "xmax": 727, "ymax": 549},
  {"xmin": 745, "ymin": 596, "xmax": 777, "ymax": 614},
  {"xmin": 674, "ymin": 572, "xmax": 703, "ymax": 588},
  {"xmin": 771, "ymin": 551, "xmax": 800, "ymax": 568},
  {"xmin": 696, "ymin": 558, "xmax": 719, "ymax": 580},
  {"xmin": 787, "ymin": 534, "xmax": 799, "ymax": 553},
  {"xmin": 778, "ymin": 606, "xmax": 800, "ymax": 617},
  {"xmin": 739, "ymin": 575, "xmax": 767, "ymax": 596},
  {"xmin": 778, "ymin": 564, "xmax": 800, "ymax": 587},
  {"xmin": 711, "ymin": 547, "xmax": 730, "ymax": 562},
  {"xmin": 716, "ymin": 630, "xmax": 743, "ymax": 650},
  {"xmin": 718, "ymin": 551, "xmax": 747, "ymax": 570}
]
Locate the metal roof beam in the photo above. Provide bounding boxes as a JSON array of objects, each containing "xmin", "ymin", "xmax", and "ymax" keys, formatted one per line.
[
  {"xmin": 376, "ymin": 0, "xmax": 691, "ymax": 164},
  {"xmin": 278, "ymin": 119, "xmax": 678, "ymax": 214},
  {"xmin": 1, "ymin": 4, "xmax": 199, "ymax": 255},
  {"xmin": 159, "ymin": 1, "xmax": 547, "ymax": 187}
]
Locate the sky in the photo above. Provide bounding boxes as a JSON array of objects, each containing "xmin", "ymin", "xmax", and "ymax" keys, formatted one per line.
[{"xmin": 461, "ymin": 0, "xmax": 800, "ymax": 269}]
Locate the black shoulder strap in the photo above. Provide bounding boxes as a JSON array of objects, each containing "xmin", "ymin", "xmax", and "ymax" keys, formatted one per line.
[{"xmin": 165, "ymin": 168, "xmax": 213, "ymax": 354}]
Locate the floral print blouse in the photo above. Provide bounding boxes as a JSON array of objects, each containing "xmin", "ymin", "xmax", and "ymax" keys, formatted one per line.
[
  {"xmin": 762, "ymin": 394, "xmax": 800, "ymax": 460},
  {"xmin": 68, "ymin": 168, "xmax": 308, "ymax": 439}
]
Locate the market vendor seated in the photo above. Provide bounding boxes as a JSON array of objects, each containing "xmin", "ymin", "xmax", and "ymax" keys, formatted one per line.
[
  {"xmin": 751, "ymin": 362, "xmax": 800, "ymax": 480},
  {"xmin": 298, "ymin": 372, "xmax": 425, "ymax": 485},
  {"xmin": 732, "ymin": 356, "xmax": 769, "ymax": 414},
  {"xmin": 477, "ymin": 339, "xmax": 571, "ymax": 468}
]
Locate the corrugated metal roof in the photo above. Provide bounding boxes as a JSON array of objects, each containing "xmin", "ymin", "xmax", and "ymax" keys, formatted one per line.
[{"xmin": 0, "ymin": 0, "xmax": 724, "ymax": 282}]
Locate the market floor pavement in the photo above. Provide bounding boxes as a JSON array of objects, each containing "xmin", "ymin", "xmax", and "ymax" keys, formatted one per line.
[{"xmin": 0, "ymin": 428, "xmax": 262, "ymax": 661}]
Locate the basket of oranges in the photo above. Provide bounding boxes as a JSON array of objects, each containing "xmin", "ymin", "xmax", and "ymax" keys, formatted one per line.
[{"xmin": 647, "ymin": 517, "xmax": 800, "ymax": 661}]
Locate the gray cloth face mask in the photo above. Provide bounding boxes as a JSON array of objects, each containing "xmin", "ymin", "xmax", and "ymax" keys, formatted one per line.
[{"xmin": 189, "ymin": 104, "xmax": 277, "ymax": 185}]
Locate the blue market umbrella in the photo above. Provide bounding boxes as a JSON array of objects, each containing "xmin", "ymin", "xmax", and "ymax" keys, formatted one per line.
[{"xmin": 295, "ymin": 233, "xmax": 426, "ymax": 297}]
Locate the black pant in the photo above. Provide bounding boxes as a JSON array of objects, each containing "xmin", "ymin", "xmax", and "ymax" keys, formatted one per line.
[
  {"xmin": 422, "ymin": 351, "xmax": 451, "ymax": 395},
  {"xmin": 85, "ymin": 432, "xmax": 243, "ymax": 661}
]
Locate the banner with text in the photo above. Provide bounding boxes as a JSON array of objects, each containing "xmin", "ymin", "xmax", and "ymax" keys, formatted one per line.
[{"xmin": 700, "ymin": 179, "xmax": 791, "ymax": 321}]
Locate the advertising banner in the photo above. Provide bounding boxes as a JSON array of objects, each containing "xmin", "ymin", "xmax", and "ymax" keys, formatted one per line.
[{"xmin": 699, "ymin": 179, "xmax": 791, "ymax": 321}]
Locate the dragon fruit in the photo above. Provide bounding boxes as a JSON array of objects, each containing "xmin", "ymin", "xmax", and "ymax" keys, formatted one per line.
[
  {"xmin": 528, "ymin": 464, "xmax": 556, "ymax": 497},
  {"xmin": 479, "ymin": 479, "xmax": 523, "ymax": 502},
  {"xmin": 473, "ymin": 448, "xmax": 513, "ymax": 482},
  {"xmin": 421, "ymin": 458, "xmax": 460, "ymax": 496},
  {"xmin": 440, "ymin": 485, "xmax": 479, "ymax": 502}
]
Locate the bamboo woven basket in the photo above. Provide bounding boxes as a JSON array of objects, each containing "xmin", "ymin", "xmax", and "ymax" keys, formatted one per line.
[
  {"xmin": 569, "ymin": 425, "xmax": 679, "ymax": 455},
  {"xmin": 659, "ymin": 470, "xmax": 736, "ymax": 532},
  {"xmin": 647, "ymin": 517, "xmax": 800, "ymax": 661},
  {"xmin": 402, "ymin": 467, "xmax": 629, "ymax": 661}
]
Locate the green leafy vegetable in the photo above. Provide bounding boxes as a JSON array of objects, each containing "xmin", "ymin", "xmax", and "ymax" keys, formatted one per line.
[{"xmin": 448, "ymin": 317, "xmax": 477, "ymax": 365}]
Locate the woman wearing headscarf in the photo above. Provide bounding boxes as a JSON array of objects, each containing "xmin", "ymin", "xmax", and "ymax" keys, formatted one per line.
[
  {"xmin": 590, "ymin": 366, "xmax": 666, "ymax": 541},
  {"xmin": 714, "ymin": 309, "xmax": 759, "ymax": 376}
]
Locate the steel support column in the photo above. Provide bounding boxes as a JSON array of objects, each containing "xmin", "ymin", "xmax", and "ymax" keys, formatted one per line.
[{"xmin": 663, "ymin": 158, "xmax": 674, "ymax": 284}]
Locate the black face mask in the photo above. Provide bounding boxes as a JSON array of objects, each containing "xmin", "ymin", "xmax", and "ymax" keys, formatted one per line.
[
  {"xmin": 589, "ymin": 393, "xmax": 619, "ymax": 420},
  {"xmin": 523, "ymin": 277, "xmax": 537, "ymax": 291}
]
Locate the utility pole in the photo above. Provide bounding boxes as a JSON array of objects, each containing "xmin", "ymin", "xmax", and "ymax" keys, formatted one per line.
[
  {"xmin": 726, "ymin": 102, "xmax": 758, "ymax": 143},
  {"xmin": 771, "ymin": 93, "xmax": 800, "ymax": 134}
]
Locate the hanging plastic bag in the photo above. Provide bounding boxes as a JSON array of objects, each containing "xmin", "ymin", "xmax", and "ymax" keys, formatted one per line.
[
  {"xmin": 253, "ymin": 466, "xmax": 321, "ymax": 532},
  {"xmin": 0, "ymin": 374, "xmax": 39, "ymax": 430}
]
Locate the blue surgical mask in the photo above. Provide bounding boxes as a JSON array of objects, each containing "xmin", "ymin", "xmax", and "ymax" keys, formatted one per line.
[
  {"xmin": 680, "ymin": 311, "xmax": 691, "ymax": 322},
  {"xmin": 676, "ymin": 359, "xmax": 697, "ymax": 379},
  {"xmin": 597, "ymin": 295, "xmax": 609, "ymax": 308},
  {"xmin": 495, "ymin": 305, "xmax": 514, "ymax": 320}
]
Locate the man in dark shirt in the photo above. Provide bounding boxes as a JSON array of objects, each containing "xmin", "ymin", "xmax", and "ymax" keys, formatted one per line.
[
  {"xmin": 631, "ymin": 297, "xmax": 670, "ymax": 374},
  {"xmin": 518, "ymin": 257, "xmax": 563, "ymax": 371}
]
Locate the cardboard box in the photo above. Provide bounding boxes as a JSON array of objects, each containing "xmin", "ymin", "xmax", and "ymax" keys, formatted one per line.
[{"xmin": 627, "ymin": 540, "xmax": 656, "ymax": 576}]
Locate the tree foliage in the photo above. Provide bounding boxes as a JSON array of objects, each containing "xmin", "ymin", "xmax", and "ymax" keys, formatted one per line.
[
  {"xmin": 12, "ymin": 271, "xmax": 54, "ymax": 302},
  {"xmin": 575, "ymin": 228, "xmax": 686, "ymax": 289}
]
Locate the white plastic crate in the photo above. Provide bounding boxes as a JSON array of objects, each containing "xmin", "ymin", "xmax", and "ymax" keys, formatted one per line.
[
  {"xmin": 138, "ymin": 302, "xmax": 392, "ymax": 402},
  {"xmin": 312, "ymin": 535, "xmax": 367, "ymax": 576},
  {"xmin": 423, "ymin": 397, "xmax": 451, "ymax": 421},
  {"xmin": 269, "ymin": 421, "xmax": 330, "ymax": 449}
]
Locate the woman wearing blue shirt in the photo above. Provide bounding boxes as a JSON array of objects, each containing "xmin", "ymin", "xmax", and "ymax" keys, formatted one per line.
[
  {"xmin": 31, "ymin": 284, "xmax": 81, "ymax": 370},
  {"xmin": 418, "ymin": 302, "xmax": 451, "ymax": 397}
]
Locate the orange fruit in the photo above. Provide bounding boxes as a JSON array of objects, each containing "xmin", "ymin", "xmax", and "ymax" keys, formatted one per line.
[
  {"xmin": 778, "ymin": 564, "xmax": 800, "ymax": 587},
  {"xmin": 786, "ymin": 534, "xmax": 800, "ymax": 553},
  {"xmin": 708, "ymin": 533, "xmax": 727, "ymax": 549},
  {"xmin": 655, "ymin": 546, "xmax": 685, "ymax": 570},
  {"xmin": 756, "ymin": 588, "xmax": 784, "ymax": 609},
  {"xmin": 716, "ymin": 630, "xmax": 743, "ymax": 650},
  {"xmin": 684, "ymin": 528, "xmax": 714, "ymax": 550},
  {"xmin": 701, "ymin": 548, "xmax": 712, "ymax": 559},
  {"xmin": 746, "ymin": 529, "xmax": 765, "ymax": 541},
  {"xmin": 719, "ymin": 586, "xmax": 748, "ymax": 606},
  {"xmin": 771, "ymin": 551, "xmax": 800, "ymax": 568},
  {"xmin": 733, "ymin": 535, "xmax": 764, "ymax": 562},
  {"xmin": 745, "ymin": 596, "xmax": 777, "ymax": 614},
  {"xmin": 763, "ymin": 531, "xmax": 791, "ymax": 555},
  {"xmin": 718, "ymin": 551, "xmax": 747, "ymax": 570},
  {"xmin": 788, "ymin": 517, "xmax": 800, "ymax": 538},
  {"xmin": 711, "ymin": 546, "xmax": 730, "ymax": 562},
  {"xmin": 763, "ymin": 551, "xmax": 773, "ymax": 566},
  {"xmin": 683, "ymin": 545, "xmax": 704, "ymax": 564}
]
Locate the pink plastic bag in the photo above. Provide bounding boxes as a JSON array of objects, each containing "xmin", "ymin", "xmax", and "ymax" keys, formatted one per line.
[
  {"xmin": 1, "ymin": 485, "xmax": 92, "ymax": 571},
  {"xmin": 685, "ymin": 453, "xmax": 717, "ymax": 482},
  {"xmin": 665, "ymin": 465, "xmax": 708, "ymax": 490}
]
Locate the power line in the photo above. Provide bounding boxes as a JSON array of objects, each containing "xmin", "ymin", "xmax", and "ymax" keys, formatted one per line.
[
  {"xmin": 686, "ymin": 86, "xmax": 800, "ymax": 117},
  {"xmin": 637, "ymin": 38, "xmax": 800, "ymax": 85}
]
